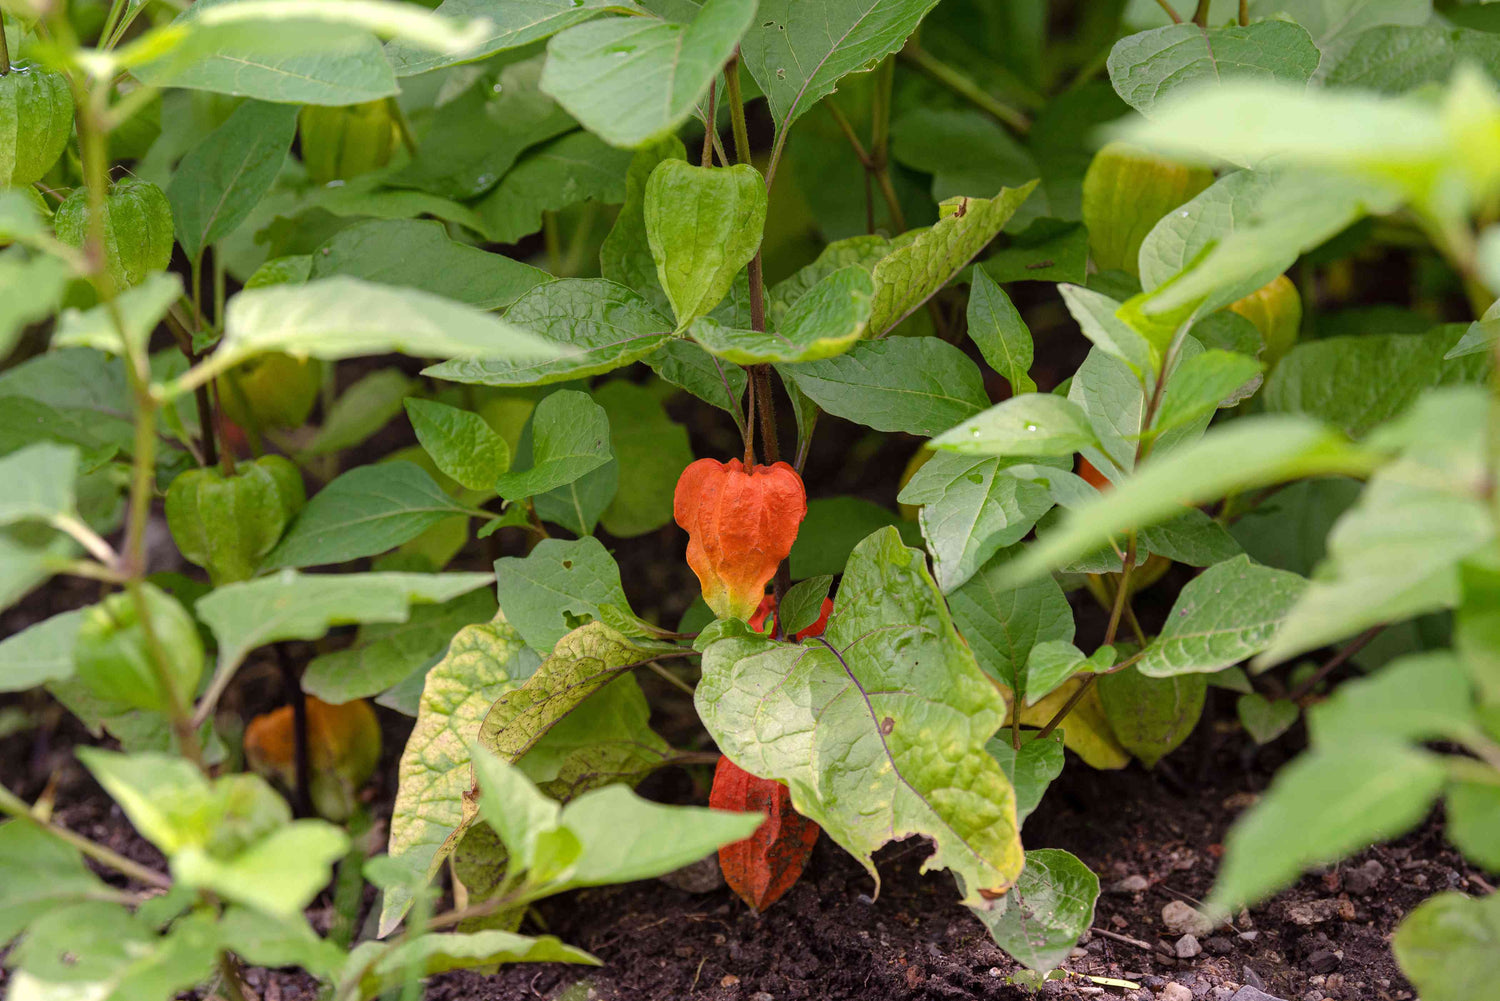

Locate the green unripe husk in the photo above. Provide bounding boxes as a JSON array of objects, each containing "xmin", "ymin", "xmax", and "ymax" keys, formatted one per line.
[
  {"xmin": 1082, "ymin": 142, "xmax": 1215, "ymax": 278},
  {"xmin": 53, "ymin": 178, "xmax": 174, "ymax": 290},
  {"xmin": 298, "ymin": 100, "xmax": 399, "ymax": 185},
  {"xmin": 165, "ymin": 455, "xmax": 306, "ymax": 585},
  {"xmin": 0, "ymin": 62, "xmax": 73, "ymax": 187}
]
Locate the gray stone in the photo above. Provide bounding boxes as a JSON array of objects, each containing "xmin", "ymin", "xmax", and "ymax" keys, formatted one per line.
[
  {"xmin": 1162, "ymin": 900, "xmax": 1215, "ymax": 936},
  {"xmin": 1343, "ymin": 860, "xmax": 1386, "ymax": 896},
  {"xmin": 1231, "ymin": 988, "xmax": 1289, "ymax": 1001},
  {"xmin": 1161, "ymin": 985, "xmax": 1194, "ymax": 1001},
  {"xmin": 1175, "ymin": 934, "xmax": 1202, "ymax": 959}
]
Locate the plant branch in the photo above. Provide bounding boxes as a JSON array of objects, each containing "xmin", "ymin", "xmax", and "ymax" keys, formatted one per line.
[
  {"xmin": 0, "ymin": 783, "xmax": 173, "ymax": 889},
  {"xmin": 275, "ymin": 644, "xmax": 311, "ymax": 818},
  {"xmin": 724, "ymin": 54, "xmax": 766, "ymax": 336},
  {"xmin": 49, "ymin": 514, "xmax": 119, "ymax": 567},
  {"xmin": 700, "ymin": 79, "xmax": 717, "ymax": 168},
  {"xmin": 899, "ymin": 43, "xmax": 1030, "ymax": 133},
  {"xmin": 1154, "ymin": 0, "xmax": 1183, "ymax": 22},
  {"xmin": 0, "ymin": 16, "xmax": 10, "ymax": 74},
  {"xmin": 1192, "ymin": 0, "xmax": 1212, "ymax": 25},
  {"xmin": 1289, "ymin": 626, "xmax": 1384, "ymax": 702},
  {"xmin": 1239, "ymin": 0, "xmax": 1249, "ymax": 26}
]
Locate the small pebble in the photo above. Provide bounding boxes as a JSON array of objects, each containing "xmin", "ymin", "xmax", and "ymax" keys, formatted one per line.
[
  {"xmin": 1163, "ymin": 900, "xmax": 1215, "ymax": 936},
  {"xmin": 1176, "ymin": 934, "xmax": 1202, "ymax": 959},
  {"xmin": 1160, "ymin": 984, "xmax": 1194, "ymax": 1001},
  {"xmin": 1307, "ymin": 949, "xmax": 1340, "ymax": 974},
  {"xmin": 749, "ymin": 994, "xmax": 773, "ymax": 1001},
  {"xmin": 1114, "ymin": 874, "xmax": 1151, "ymax": 893},
  {"xmin": 1342, "ymin": 860, "xmax": 1385, "ymax": 896},
  {"xmin": 1231, "ymin": 988, "xmax": 1289, "ymax": 1001},
  {"xmin": 720, "ymin": 974, "xmax": 740, "ymax": 987},
  {"xmin": 1284, "ymin": 898, "xmax": 1342, "ymax": 926}
]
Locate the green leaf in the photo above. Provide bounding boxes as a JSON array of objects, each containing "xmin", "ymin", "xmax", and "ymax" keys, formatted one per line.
[
  {"xmin": 167, "ymin": 99, "xmax": 298, "ymax": 261},
  {"xmin": 469, "ymin": 747, "xmax": 760, "ymax": 892},
  {"xmin": 426, "ymin": 279, "xmax": 674, "ymax": 389},
  {"xmin": 1446, "ymin": 782, "xmax": 1500, "ymax": 873},
  {"xmin": 309, "ymin": 219, "xmax": 549, "ymax": 310},
  {"xmin": 173, "ymin": 821, "xmax": 349, "ymax": 918},
  {"xmin": 788, "ymin": 496, "xmax": 919, "ymax": 578},
  {"xmin": 493, "ymin": 390, "xmax": 611, "ymax": 501},
  {"xmin": 781, "ymin": 336, "xmax": 989, "ymax": 436},
  {"xmin": 867, "ymin": 184, "xmax": 1037, "ymax": 337},
  {"xmin": 1135, "ymin": 555, "xmax": 1307, "ymax": 678},
  {"xmin": 690, "ymin": 266, "xmax": 873, "ymax": 364},
  {"xmin": 131, "ymin": 0, "xmax": 483, "ymax": 104},
  {"xmin": 1108, "ymin": 21, "xmax": 1321, "ymax": 118},
  {"xmin": 891, "ymin": 108, "xmax": 1044, "ymax": 223},
  {"xmin": 265, "ymin": 463, "xmax": 476, "ymax": 569},
  {"xmin": 303, "ymin": 588, "xmax": 497, "ymax": 704},
  {"xmin": 0, "ymin": 443, "xmax": 77, "ymax": 527},
  {"xmin": 53, "ymin": 274, "xmax": 183, "ymax": 361},
  {"xmin": 1210, "ymin": 742, "xmax": 1447, "ymax": 909},
  {"xmin": 197, "ymin": 570, "xmax": 493, "ymax": 674},
  {"xmin": 697, "ymin": 527, "xmax": 1024, "ymax": 906},
  {"xmin": 347, "ymin": 929, "xmax": 597, "ymax": 1001},
  {"xmin": 0, "ymin": 250, "xmax": 71, "ymax": 361},
  {"xmin": 595, "ymin": 380, "xmax": 693, "ymax": 537},
  {"xmin": 981, "ymin": 218, "xmax": 1089, "ymax": 285},
  {"xmin": 380, "ymin": 613, "xmax": 540, "ymax": 936},
  {"xmin": 477, "ymin": 623, "xmax": 675, "ymax": 782},
  {"xmin": 1136, "ymin": 508, "xmax": 1243, "ymax": 568},
  {"xmin": 1306, "ymin": 652, "xmax": 1478, "ymax": 748},
  {"xmin": 767, "ymin": 234, "xmax": 893, "ymax": 325},
  {"xmin": 1329, "ymin": 24, "xmax": 1500, "ymax": 94},
  {"xmin": 643, "ymin": 160, "xmax": 766, "ymax": 328},
  {"xmin": 997, "ymin": 415, "xmax": 1377, "ymax": 588},
  {"xmin": 0, "ymin": 609, "xmax": 84, "ymax": 693},
  {"xmin": 1097, "ymin": 667, "xmax": 1205, "ymax": 768},
  {"xmin": 1229, "ymin": 476, "xmax": 1362, "ymax": 577},
  {"xmin": 929, "ymin": 393, "xmax": 1098, "ymax": 459},
  {"xmin": 645, "ymin": 339, "xmax": 748, "ymax": 418},
  {"xmin": 1056, "ymin": 283, "xmax": 1153, "ymax": 378},
  {"xmin": 532, "ymin": 459, "xmax": 618, "ymax": 538},
  {"xmin": 1392, "ymin": 891, "xmax": 1500, "ymax": 1001},
  {"xmin": 779, "ymin": 575, "xmax": 833, "ymax": 636},
  {"xmin": 540, "ymin": 0, "xmax": 757, "ymax": 148},
  {"xmin": 0, "ymin": 822, "xmax": 117, "ymax": 947},
  {"xmin": 303, "ymin": 369, "xmax": 416, "ymax": 457},
  {"xmin": 967, "ymin": 268, "xmax": 1036, "ymax": 394},
  {"xmin": 392, "ymin": 61, "xmax": 573, "ymax": 201},
  {"xmin": 217, "ymin": 908, "xmax": 345, "ymax": 981},
  {"xmin": 742, "ymin": 0, "xmax": 942, "ymax": 138},
  {"xmin": 475, "ymin": 131, "xmax": 632, "ymax": 244},
  {"xmin": 1152, "ymin": 350, "xmax": 1263, "ymax": 436},
  {"xmin": 493, "ymin": 536, "xmax": 648, "ymax": 651},
  {"xmin": 8, "ymin": 902, "xmax": 217, "ymax": 1001},
  {"xmin": 984, "ymin": 732, "xmax": 1065, "ymax": 827},
  {"xmin": 385, "ymin": 0, "xmax": 629, "ymax": 77},
  {"xmin": 1265, "ymin": 327, "xmax": 1488, "ymax": 439},
  {"xmin": 1025, "ymin": 640, "xmax": 1115, "ymax": 706},
  {"xmin": 948, "ymin": 548, "xmax": 1074, "ymax": 690},
  {"xmin": 898, "ymin": 453, "xmax": 1056, "ymax": 594},
  {"xmin": 1134, "ymin": 170, "xmax": 1401, "ymax": 323},
  {"xmin": 1236, "ymin": 693, "xmax": 1298, "ymax": 745},
  {"xmin": 405, "ymin": 399, "xmax": 511, "ymax": 493},
  {"xmin": 202, "ymin": 277, "xmax": 558, "ymax": 381},
  {"xmin": 1259, "ymin": 455, "xmax": 1493, "ymax": 668},
  {"xmin": 970, "ymin": 849, "xmax": 1099, "ymax": 975}
]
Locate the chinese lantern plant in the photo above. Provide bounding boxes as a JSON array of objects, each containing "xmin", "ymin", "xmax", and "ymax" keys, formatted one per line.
[{"xmin": 4, "ymin": 0, "xmax": 1500, "ymax": 997}]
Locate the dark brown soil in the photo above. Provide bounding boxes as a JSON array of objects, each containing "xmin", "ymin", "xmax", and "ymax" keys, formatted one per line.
[{"xmin": 446, "ymin": 713, "xmax": 1476, "ymax": 1001}]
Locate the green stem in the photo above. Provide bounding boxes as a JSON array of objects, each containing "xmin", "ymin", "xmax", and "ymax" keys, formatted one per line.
[
  {"xmin": 0, "ymin": 783, "xmax": 173, "ymax": 889},
  {"xmin": 1155, "ymin": 0, "xmax": 1183, "ymax": 23},
  {"xmin": 97, "ymin": 0, "xmax": 129, "ymax": 50},
  {"xmin": 1192, "ymin": 0, "xmax": 1211, "ymax": 25},
  {"xmin": 701, "ymin": 78, "xmax": 717, "ymax": 168},
  {"xmin": 127, "ymin": 579, "xmax": 205, "ymax": 768},
  {"xmin": 0, "ymin": 15, "xmax": 11, "ymax": 74},
  {"xmin": 542, "ymin": 211, "xmax": 562, "ymax": 275},
  {"xmin": 899, "ymin": 44, "xmax": 1031, "ymax": 133},
  {"xmin": 724, "ymin": 54, "xmax": 767, "ymax": 336},
  {"xmin": 386, "ymin": 96, "xmax": 419, "ymax": 158},
  {"xmin": 1239, "ymin": 0, "xmax": 1249, "ymax": 26}
]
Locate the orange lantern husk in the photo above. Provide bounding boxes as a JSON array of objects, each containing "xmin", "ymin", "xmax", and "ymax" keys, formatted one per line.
[{"xmin": 673, "ymin": 458, "xmax": 807, "ymax": 621}]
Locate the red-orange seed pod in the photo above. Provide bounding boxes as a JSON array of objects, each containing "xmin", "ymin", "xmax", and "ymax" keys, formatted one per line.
[
  {"xmin": 710, "ymin": 756, "xmax": 821, "ymax": 911},
  {"xmin": 673, "ymin": 458, "xmax": 807, "ymax": 621}
]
